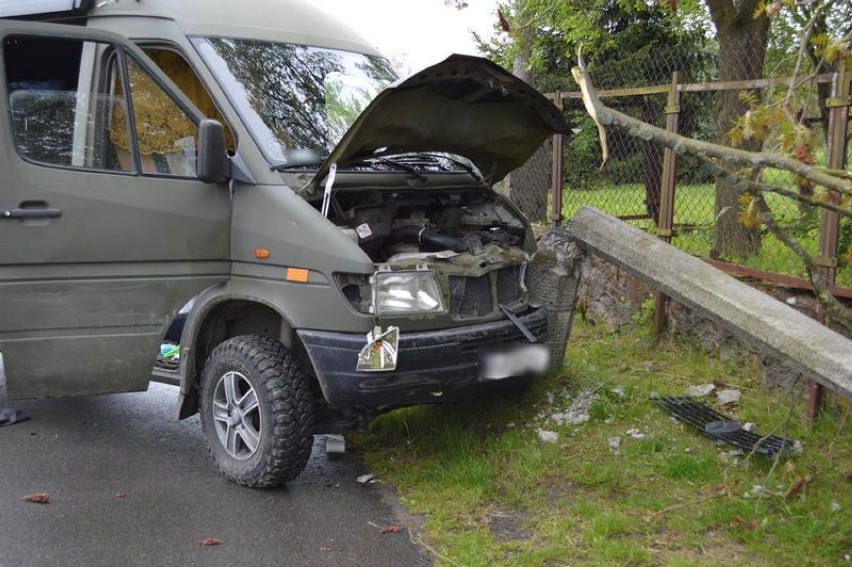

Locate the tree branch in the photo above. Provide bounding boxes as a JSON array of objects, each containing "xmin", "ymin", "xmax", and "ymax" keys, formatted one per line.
[
  {"xmin": 570, "ymin": 53, "xmax": 852, "ymax": 195},
  {"xmin": 571, "ymin": 49, "xmax": 852, "ymax": 333}
]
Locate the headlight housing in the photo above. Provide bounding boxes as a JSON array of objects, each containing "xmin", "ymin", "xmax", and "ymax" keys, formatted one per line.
[{"xmin": 373, "ymin": 271, "xmax": 445, "ymax": 316}]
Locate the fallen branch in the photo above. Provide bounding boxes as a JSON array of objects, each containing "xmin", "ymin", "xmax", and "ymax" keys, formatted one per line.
[
  {"xmin": 571, "ymin": 48, "xmax": 852, "ymax": 332},
  {"xmin": 570, "ymin": 53, "xmax": 852, "ymax": 196},
  {"xmin": 694, "ymin": 157, "xmax": 852, "ymax": 330}
]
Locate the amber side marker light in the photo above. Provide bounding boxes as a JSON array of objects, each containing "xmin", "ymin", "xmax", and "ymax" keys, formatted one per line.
[
  {"xmin": 255, "ymin": 248, "xmax": 271, "ymax": 259},
  {"xmin": 286, "ymin": 267, "xmax": 310, "ymax": 283}
]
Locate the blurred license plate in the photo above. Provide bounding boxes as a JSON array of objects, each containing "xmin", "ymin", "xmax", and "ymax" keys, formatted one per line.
[{"xmin": 479, "ymin": 344, "xmax": 550, "ymax": 380}]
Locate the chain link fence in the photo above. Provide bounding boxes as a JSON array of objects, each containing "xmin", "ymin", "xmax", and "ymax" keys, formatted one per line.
[{"xmin": 518, "ymin": 39, "xmax": 851, "ymax": 291}]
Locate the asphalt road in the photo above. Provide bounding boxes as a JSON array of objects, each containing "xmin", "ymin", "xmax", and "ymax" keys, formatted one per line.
[{"xmin": 0, "ymin": 382, "xmax": 430, "ymax": 567}]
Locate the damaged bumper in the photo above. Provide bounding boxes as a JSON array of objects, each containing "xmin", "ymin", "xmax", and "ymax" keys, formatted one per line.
[{"xmin": 298, "ymin": 306, "xmax": 548, "ymax": 407}]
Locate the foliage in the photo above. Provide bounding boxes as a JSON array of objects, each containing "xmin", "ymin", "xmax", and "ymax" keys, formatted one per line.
[{"xmin": 474, "ymin": 0, "xmax": 713, "ymax": 90}]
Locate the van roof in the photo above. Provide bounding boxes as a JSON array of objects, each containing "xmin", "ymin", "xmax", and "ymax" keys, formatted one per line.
[{"xmin": 87, "ymin": 0, "xmax": 380, "ymax": 56}]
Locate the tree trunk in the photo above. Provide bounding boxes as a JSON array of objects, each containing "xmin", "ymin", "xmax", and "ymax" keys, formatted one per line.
[{"xmin": 707, "ymin": 1, "xmax": 770, "ymax": 259}]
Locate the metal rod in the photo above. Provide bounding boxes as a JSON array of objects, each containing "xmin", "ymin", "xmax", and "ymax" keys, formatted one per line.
[
  {"xmin": 654, "ymin": 72, "xmax": 681, "ymax": 338},
  {"xmin": 551, "ymin": 90, "xmax": 564, "ymax": 228},
  {"xmin": 810, "ymin": 58, "xmax": 850, "ymax": 422}
]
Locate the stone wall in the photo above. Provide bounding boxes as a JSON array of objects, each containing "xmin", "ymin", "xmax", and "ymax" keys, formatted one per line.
[{"xmin": 575, "ymin": 252, "xmax": 851, "ymax": 391}]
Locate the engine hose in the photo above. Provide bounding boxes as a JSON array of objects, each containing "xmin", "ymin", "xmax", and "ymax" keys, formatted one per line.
[{"xmin": 389, "ymin": 225, "xmax": 472, "ymax": 253}]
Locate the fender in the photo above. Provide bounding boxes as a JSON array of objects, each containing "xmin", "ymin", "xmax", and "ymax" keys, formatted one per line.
[{"xmin": 174, "ymin": 274, "xmax": 374, "ymax": 419}]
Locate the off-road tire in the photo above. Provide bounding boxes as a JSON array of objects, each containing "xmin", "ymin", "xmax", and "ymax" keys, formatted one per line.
[{"xmin": 200, "ymin": 335, "xmax": 314, "ymax": 487}]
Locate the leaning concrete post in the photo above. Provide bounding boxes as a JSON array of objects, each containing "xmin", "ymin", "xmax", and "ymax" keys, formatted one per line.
[{"xmin": 567, "ymin": 207, "xmax": 852, "ymax": 400}]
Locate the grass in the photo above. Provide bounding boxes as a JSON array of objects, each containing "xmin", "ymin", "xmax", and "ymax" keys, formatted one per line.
[
  {"xmin": 558, "ymin": 182, "xmax": 852, "ymax": 287},
  {"xmin": 353, "ymin": 317, "xmax": 852, "ymax": 566}
]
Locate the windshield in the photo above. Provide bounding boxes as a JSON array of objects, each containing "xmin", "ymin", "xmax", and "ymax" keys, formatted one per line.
[{"xmin": 192, "ymin": 37, "xmax": 396, "ymax": 165}]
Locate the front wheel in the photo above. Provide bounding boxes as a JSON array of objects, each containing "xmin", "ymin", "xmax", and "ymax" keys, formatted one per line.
[{"xmin": 200, "ymin": 335, "xmax": 314, "ymax": 487}]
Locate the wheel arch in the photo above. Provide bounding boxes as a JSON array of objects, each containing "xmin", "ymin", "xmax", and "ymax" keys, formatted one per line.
[{"xmin": 176, "ymin": 285, "xmax": 296, "ymax": 420}]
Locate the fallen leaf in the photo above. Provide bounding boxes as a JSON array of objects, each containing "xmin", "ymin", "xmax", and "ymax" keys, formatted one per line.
[
  {"xmin": 198, "ymin": 538, "xmax": 222, "ymax": 547},
  {"xmin": 785, "ymin": 478, "xmax": 806, "ymax": 499},
  {"xmin": 22, "ymin": 492, "xmax": 51, "ymax": 504},
  {"xmin": 732, "ymin": 516, "xmax": 757, "ymax": 530},
  {"xmin": 379, "ymin": 525, "xmax": 402, "ymax": 534}
]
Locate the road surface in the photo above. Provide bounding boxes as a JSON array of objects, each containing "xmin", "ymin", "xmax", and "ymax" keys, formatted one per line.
[{"xmin": 0, "ymin": 382, "xmax": 429, "ymax": 567}]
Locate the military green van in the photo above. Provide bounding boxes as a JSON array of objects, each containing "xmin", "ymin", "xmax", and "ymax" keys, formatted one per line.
[{"xmin": 0, "ymin": 0, "xmax": 569, "ymax": 486}]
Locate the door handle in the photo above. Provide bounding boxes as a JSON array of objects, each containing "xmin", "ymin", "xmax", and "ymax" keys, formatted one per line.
[{"xmin": 1, "ymin": 206, "xmax": 62, "ymax": 220}]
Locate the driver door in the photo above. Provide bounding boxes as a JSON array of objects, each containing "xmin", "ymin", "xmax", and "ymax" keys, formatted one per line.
[{"xmin": 0, "ymin": 21, "xmax": 231, "ymax": 399}]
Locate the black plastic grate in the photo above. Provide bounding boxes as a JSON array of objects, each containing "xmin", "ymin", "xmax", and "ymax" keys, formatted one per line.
[
  {"xmin": 496, "ymin": 267, "xmax": 521, "ymax": 305},
  {"xmin": 652, "ymin": 396, "xmax": 796, "ymax": 459},
  {"xmin": 449, "ymin": 275, "xmax": 492, "ymax": 317}
]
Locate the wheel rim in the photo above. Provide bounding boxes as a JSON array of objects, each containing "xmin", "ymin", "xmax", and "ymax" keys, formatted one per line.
[{"xmin": 211, "ymin": 371, "xmax": 262, "ymax": 460}]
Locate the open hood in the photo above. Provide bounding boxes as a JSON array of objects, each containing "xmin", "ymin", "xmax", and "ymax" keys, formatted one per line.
[{"xmin": 313, "ymin": 54, "xmax": 570, "ymax": 186}]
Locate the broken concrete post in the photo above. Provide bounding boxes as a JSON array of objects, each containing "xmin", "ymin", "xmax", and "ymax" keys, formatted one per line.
[
  {"xmin": 527, "ymin": 229, "xmax": 584, "ymax": 370},
  {"xmin": 567, "ymin": 207, "xmax": 852, "ymax": 400}
]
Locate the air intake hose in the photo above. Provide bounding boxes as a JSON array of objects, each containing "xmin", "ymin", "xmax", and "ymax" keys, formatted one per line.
[{"xmin": 389, "ymin": 225, "xmax": 476, "ymax": 253}]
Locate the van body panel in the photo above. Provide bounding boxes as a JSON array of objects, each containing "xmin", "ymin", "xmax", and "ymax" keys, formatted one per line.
[
  {"xmin": 85, "ymin": 0, "xmax": 379, "ymax": 56},
  {"xmin": 0, "ymin": 20, "xmax": 232, "ymax": 399},
  {"xmin": 229, "ymin": 183, "xmax": 374, "ymax": 277}
]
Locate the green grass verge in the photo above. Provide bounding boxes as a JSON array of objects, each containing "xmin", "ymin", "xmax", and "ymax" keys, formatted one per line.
[{"xmin": 353, "ymin": 318, "xmax": 852, "ymax": 566}]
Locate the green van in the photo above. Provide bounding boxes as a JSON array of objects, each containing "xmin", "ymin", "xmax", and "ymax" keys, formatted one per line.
[{"xmin": 0, "ymin": 0, "xmax": 569, "ymax": 486}]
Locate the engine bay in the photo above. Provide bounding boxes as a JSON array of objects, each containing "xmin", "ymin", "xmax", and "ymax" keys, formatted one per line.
[{"xmin": 325, "ymin": 187, "xmax": 528, "ymax": 262}]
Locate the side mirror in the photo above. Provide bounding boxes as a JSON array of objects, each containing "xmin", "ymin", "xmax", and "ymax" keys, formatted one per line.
[{"xmin": 197, "ymin": 119, "xmax": 228, "ymax": 183}]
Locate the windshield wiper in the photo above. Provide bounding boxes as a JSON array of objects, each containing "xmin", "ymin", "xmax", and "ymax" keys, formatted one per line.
[
  {"xmin": 406, "ymin": 152, "xmax": 483, "ymax": 183},
  {"xmin": 348, "ymin": 156, "xmax": 428, "ymax": 183}
]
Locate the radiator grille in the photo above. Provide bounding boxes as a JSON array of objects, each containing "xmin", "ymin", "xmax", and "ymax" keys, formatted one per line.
[
  {"xmin": 449, "ymin": 275, "xmax": 492, "ymax": 317},
  {"xmin": 496, "ymin": 267, "xmax": 522, "ymax": 305}
]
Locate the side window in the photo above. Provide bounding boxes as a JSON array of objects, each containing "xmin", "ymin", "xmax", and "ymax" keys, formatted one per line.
[
  {"xmin": 109, "ymin": 56, "xmax": 198, "ymax": 176},
  {"xmin": 3, "ymin": 35, "xmax": 130, "ymax": 171},
  {"xmin": 143, "ymin": 48, "xmax": 236, "ymax": 154}
]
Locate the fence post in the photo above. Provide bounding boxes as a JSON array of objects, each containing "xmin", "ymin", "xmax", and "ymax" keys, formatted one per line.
[
  {"xmin": 551, "ymin": 90, "xmax": 564, "ymax": 227},
  {"xmin": 654, "ymin": 72, "xmax": 682, "ymax": 337},
  {"xmin": 810, "ymin": 58, "xmax": 850, "ymax": 420}
]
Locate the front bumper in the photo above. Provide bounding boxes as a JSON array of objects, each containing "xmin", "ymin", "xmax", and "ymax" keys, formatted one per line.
[{"xmin": 297, "ymin": 306, "xmax": 548, "ymax": 408}]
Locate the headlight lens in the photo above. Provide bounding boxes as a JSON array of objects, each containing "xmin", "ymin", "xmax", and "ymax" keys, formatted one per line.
[{"xmin": 374, "ymin": 271, "xmax": 445, "ymax": 315}]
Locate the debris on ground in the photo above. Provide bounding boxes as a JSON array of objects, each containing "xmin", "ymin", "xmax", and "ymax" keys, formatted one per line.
[
  {"xmin": 608, "ymin": 436, "xmax": 622, "ymax": 450},
  {"xmin": 686, "ymin": 384, "xmax": 715, "ymax": 397},
  {"xmin": 625, "ymin": 428, "xmax": 645, "ymax": 439},
  {"xmin": 537, "ymin": 429, "xmax": 559, "ymax": 443},
  {"xmin": 610, "ymin": 386, "xmax": 625, "ymax": 398},
  {"xmin": 652, "ymin": 396, "xmax": 798, "ymax": 459},
  {"xmin": 368, "ymin": 522, "xmax": 403, "ymax": 534},
  {"xmin": 743, "ymin": 422, "xmax": 756, "ymax": 432},
  {"xmin": 831, "ymin": 501, "xmax": 842, "ymax": 513},
  {"xmin": 21, "ymin": 492, "xmax": 50, "ymax": 504},
  {"xmin": 718, "ymin": 449, "xmax": 745, "ymax": 463},
  {"xmin": 0, "ymin": 407, "xmax": 30, "ymax": 427},
  {"xmin": 198, "ymin": 538, "xmax": 222, "ymax": 547},
  {"xmin": 548, "ymin": 387, "xmax": 601, "ymax": 426},
  {"xmin": 356, "ymin": 473, "xmax": 376, "ymax": 484},
  {"xmin": 716, "ymin": 389, "xmax": 741, "ymax": 405},
  {"xmin": 744, "ymin": 485, "xmax": 775, "ymax": 499}
]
